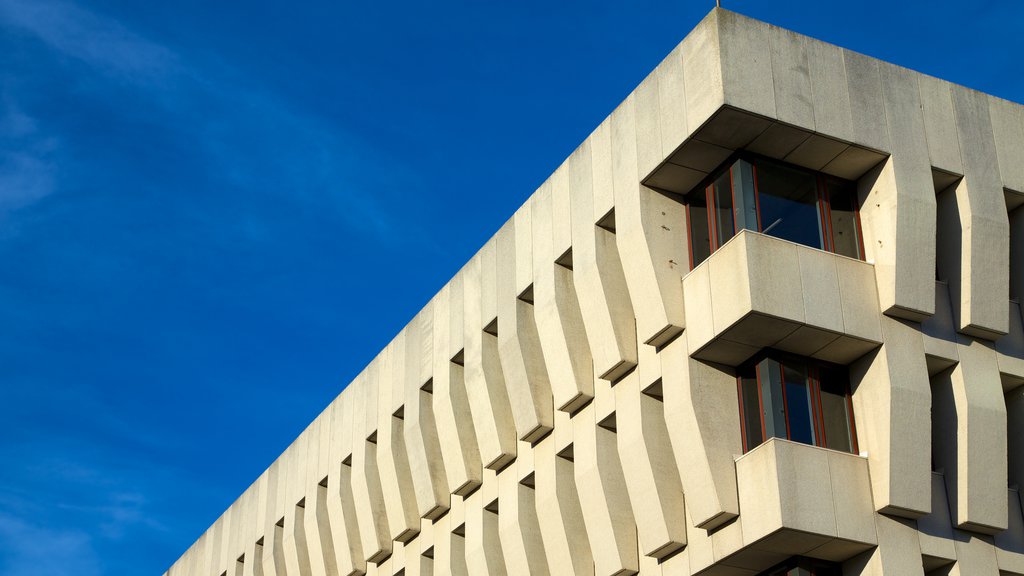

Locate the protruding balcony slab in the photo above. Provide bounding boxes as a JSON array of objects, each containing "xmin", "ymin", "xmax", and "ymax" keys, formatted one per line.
[
  {"xmin": 683, "ymin": 230, "xmax": 882, "ymax": 366},
  {"xmin": 721, "ymin": 439, "xmax": 876, "ymax": 573}
]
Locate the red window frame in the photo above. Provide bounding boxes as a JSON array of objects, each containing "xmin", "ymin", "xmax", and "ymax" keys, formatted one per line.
[
  {"xmin": 735, "ymin": 354, "xmax": 859, "ymax": 455},
  {"xmin": 686, "ymin": 155, "xmax": 866, "ymax": 270}
]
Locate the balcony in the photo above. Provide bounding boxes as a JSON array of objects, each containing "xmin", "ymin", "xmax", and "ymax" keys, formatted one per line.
[
  {"xmin": 683, "ymin": 230, "xmax": 882, "ymax": 366},
  {"xmin": 712, "ymin": 439, "xmax": 877, "ymax": 573}
]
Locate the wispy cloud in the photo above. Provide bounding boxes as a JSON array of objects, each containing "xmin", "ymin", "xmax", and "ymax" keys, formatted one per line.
[
  {"xmin": 0, "ymin": 0, "xmax": 414, "ymax": 239},
  {"xmin": 0, "ymin": 512, "xmax": 101, "ymax": 576},
  {"xmin": 0, "ymin": 0, "xmax": 179, "ymax": 86},
  {"xmin": 0, "ymin": 89, "xmax": 59, "ymax": 220}
]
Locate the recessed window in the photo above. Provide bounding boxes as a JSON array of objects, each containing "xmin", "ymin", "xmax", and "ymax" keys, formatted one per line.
[
  {"xmin": 737, "ymin": 353, "xmax": 858, "ymax": 454},
  {"xmin": 686, "ymin": 155, "xmax": 864, "ymax": 268}
]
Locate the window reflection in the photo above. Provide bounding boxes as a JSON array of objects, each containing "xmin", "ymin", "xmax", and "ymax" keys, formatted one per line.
[
  {"xmin": 737, "ymin": 353, "xmax": 858, "ymax": 455},
  {"xmin": 685, "ymin": 155, "xmax": 864, "ymax": 268}
]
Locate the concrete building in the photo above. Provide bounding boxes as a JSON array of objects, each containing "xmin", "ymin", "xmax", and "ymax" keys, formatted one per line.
[{"xmin": 166, "ymin": 8, "xmax": 1024, "ymax": 576}]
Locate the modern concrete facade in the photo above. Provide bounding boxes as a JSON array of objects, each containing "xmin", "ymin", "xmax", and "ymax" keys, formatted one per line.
[{"xmin": 166, "ymin": 9, "xmax": 1024, "ymax": 576}]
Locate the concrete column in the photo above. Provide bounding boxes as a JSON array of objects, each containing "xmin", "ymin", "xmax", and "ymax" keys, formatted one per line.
[
  {"xmin": 375, "ymin": 341, "xmax": 419, "ymax": 543},
  {"xmin": 464, "ymin": 472, "xmax": 506, "ymax": 576},
  {"xmin": 843, "ymin": 515, "xmax": 924, "ymax": 576},
  {"xmin": 534, "ymin": 434, "xmax": 593, "ymax": 575},
  {"xmin": 660, "ymin": 335, "xmax": 741, "ymax": 529},
  {"xmin": 431, "ymin": 284, "xmax": 482, "ymax": 497},
  {"xmin": 350, "ymin": 369, "xmax": 391, "ymax": 564},
  {"xmin": 497, "ymin": 444, "xmax": 549, "ymax": 575},
  {"xmin": 463, "ymin": 251, "xmax": 516, "ymax": 471},
  {"xmin": 402, "ymin": 307, "xmax": 449, "ymax": 520},
  {"xmin": 614, "ymin": 368, "xmax": 687, "ymax": 560},
  {"xmin": 850, "ymin": 315, "xmax": 932, "ymax": 517},
  {"xmin": 610, "ymin": 93, "xmax": 688, "ymax": 347},
  {"xmin": 532, "ymin": 181, "xmax": 595, "ymax": 413},
  {"xmin": 495, "ymin": 217, "xmax": 553, "ymax": 442},
  {"xmin": 569, "ymin": 137, "xmax": 638, "ymax": 382},
  {"xmin": 932, "ymin": 337, "xmax": 1008, "ymax": 533},
  {"xmin": 573, "ymin": 403, "xmax": 639, "ymax": 575}
]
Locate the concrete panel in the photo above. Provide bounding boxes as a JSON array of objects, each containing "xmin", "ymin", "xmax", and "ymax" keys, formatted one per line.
[
  {"xmin": 918, "ymin": 472, "xmax": 958, "ymax": 571},
  {"xmin": 377, "ymin": 340, "xmax": 420, "ymax": 543},
  {"xmin": 590, "ymin": 119, "xmax": 616, "ymax": 221},
  {"xmin": 945, "ymin": 531, "xmax": 1000, "ymax": 575},
  {"xmin": 462, "ymin": 254, "xmax": 516, "ymax": 471},
  {"xmin": 661, "ymin": 335, "xmax": 741, "ymax": 529},
  {"xmin": 807, "ymin": 38, "xmax": 853, "ymax": 142},
  {"xmin": 495, "ymin": 218, "xmax": 554, "ymax": 442},
  {"xmin": 350, "ymin": 369, "xmax": 391, "ymax": 564},
  {"xmin": 857, "ymin": 155, "xmax": 936, "ymax": 321},
  {"xmin": 615, "ymin": 369, "xmax": 687, "ymax": 559},
  {"xmin": 941, "ymin": 85, "xmax": 1011, "ymax": 338},
  {"xmin": 612, "ymin": 93, "xmax": 688, "ymax": 347},
  {"xmin": 635, "ymin": 67, "xmax": 665, "ymax": 181},
  {"xmin": 402, "ymin": 307, "xmax": 449, "ymax": 520},
  {"xmin": 432, "ymin": 285, "xmax": 482, "ymax": 496},
  {"xmin": 571, "ymin": 139, "xmax": 638, "ymax": 381},
  {"xmin": 464, "ymin": 474, "xmax": 506, "ymax": 576},
  {"xmin": 736, "ymin": 440, "xmax": 876, "ymax": 564},
  {"xmin": 768, "ymin": 24, "xmax": 814, "ymax": 131},
  {"xmin": 843, "ymin": 50, "xmax": 889, "ymax": 153},
  {"xmin": 532, "ymin": 183, "xmax": 595, "ymax": 413},
  {"xmin": 843, "ymin": 514, "xmax": 924, "ymax": 576},
  {"xmin": 680, "ymin": 9, "xmax": 724, "ymax": 135},
  {"xmin": 918, "ymin": 74, "xmax": 963, "ymax": 175},
  {"xmin": 923, "ymin": 281, "xmax": 961, "ymax": 376},
  {"xmin": 849, "ymin": 316, "xmax": 932, "ymax": 518},
  {"xmin": 534, "ymin": 436, "xmax": 593, "ymax": 575},
  {"xmin": 931, "ymin": 337, "xmax": 1008, "ymax": 534},
  {"xmin": 989, "ymin": 96, "xmax": 1024, "ymax": 195},
  {"xmin": 657, "ymin": 43, "xmax": 689, "ymax": 161},
  {"xmin": 573, "ymin": 403, "xmax": 639, "ymax": 575},
  {"xmin": 717, "ymin": 10, "xmax": 776, "ymax": 119},
  {"xmin": 497, "ymin": 451, "xmax": 549, "ymax": 575},
  {"xmin": 995, "ymin": 489, "xmax": 1024, "ymax": 575}
]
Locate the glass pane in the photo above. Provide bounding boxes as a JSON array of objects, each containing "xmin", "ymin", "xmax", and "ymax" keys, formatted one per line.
[
  {"xmin": 740, "ymin": 375, "xmax": 764, "ymax": 451},
  {"xmin": 819, "ymin": 367, "xmax": 854, "ymax": 453},
  {"xmin": 783, "ymin": 363, "xmax": 815, "ymax": 445},
  {"xmin": 712, "ymin": 170, "xmax": 735, "ymax": 248},
  {"xmin": 732, "ymin": 160, "xmax": 759, "ymax": 232},
  {"xmin": 688, "ymin": 196, "xmax": 712, "ymax": 268},
  {"xmin": 759, "ymin": 359, "xmax": 786, "ymax": 440},
  {"xmin": 826, "ymin": 177, "xmax": 862, "ymax": 259},
  {"xmin": 754, "ymin": 159, "xmax": 824, "ymax": 249}
]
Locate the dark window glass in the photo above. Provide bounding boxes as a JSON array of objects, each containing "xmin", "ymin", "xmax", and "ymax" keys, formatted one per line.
[
  {"xmin": 738, "ymin": 354, "xmax": 856, "ymax": 455},
  {"xmin": 712, "ymin": 171, "xmax": 735, "ymax": 248},
  {"xmin": 819, "ymin": 366, "xmax": 854, "ymax": 453},
  {"xmin": 825, "ymin": 177, "xmax": 861, "ymax": 259},
  {"xmin": 759, "ymin": 358, "xmax": 787, "ymax": 441},
  {"xmin": 740, "ymin": 375, "xmax": 764, "ymax": 451},
  {"xmin": 783, "ymin": 362, "xmax": 815, "ymax": 445},
  {"xmin": 685, "ymin": 155, "xmax": 863, "ymax": 269},
  {"xmin": 688, "ymin": 197, "xmax": 712, "ymax": 268},
  {"xmin": 754, "ymin": 160, "xmax": 823, "ymax": 249}
]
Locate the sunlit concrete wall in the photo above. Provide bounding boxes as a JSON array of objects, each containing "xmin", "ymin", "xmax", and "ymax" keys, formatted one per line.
[{"xmin": 166, "ymin": 9, "xmax": 1024, "ymax": 576}]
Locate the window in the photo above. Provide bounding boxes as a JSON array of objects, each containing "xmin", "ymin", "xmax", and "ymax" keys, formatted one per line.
[
  {"xmin": 737, "ymin": 352, "xmax": 858, "ymax": 454},
  {"xmin": 686, "ymin": 155, "xmax": 865, "ymax": 268}
]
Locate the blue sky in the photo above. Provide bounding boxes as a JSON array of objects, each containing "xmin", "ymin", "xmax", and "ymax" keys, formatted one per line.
[{"xmin": 0, "ymin": 0, "xmax": 1020, "ymax": 574}]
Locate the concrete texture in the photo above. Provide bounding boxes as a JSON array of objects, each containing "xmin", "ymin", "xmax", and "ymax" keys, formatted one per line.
[{"xmin": 167, "ymin": 8, "xmax": 1024, "ymax": 576}]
